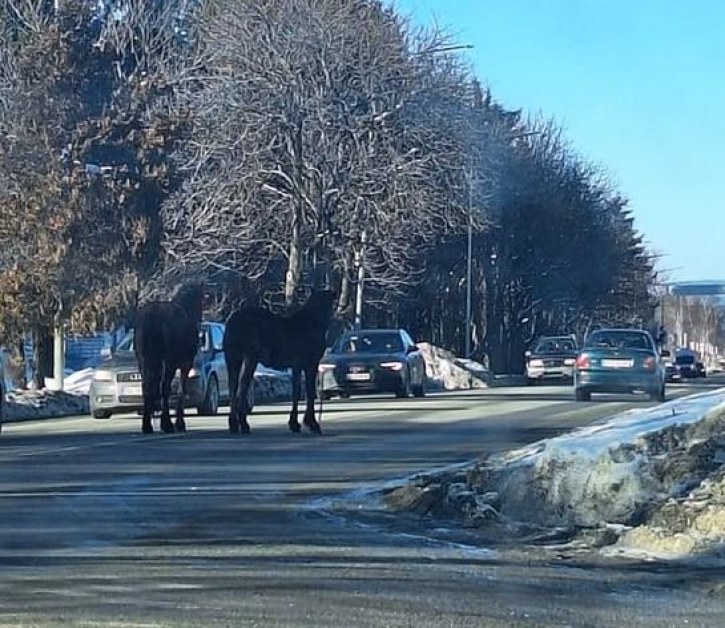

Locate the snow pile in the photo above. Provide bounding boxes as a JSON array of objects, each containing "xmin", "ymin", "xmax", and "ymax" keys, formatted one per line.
[
  {"xmin": 384, "ymin": 388, "xmax": 725, "ymax": 556},
  {"xmin": 252, "ymin": 366, "xmax": 292, "ymax": 403},
  {"xmin": 418, "ymin": 343, "xmax": 489, "ymax": 390},
  {"xmin": 611, "ymin": 467, "xmax": 725, "ymax": 559},
  {"xmin": 62, "ymin": 368, "xmax": 95, "ymax": 395},
  {"xmin": 3, "ymin": 389, "xmax": 90, "ymax": 422}
]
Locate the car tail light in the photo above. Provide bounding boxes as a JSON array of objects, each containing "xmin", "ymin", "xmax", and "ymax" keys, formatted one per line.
[
  {"xmin": 643, "ymin": 356, "xmax": 656, "ymax": 371},
  {"xmin": 575, "ymin": 354, "xmax": 590, "ymax": 369}
]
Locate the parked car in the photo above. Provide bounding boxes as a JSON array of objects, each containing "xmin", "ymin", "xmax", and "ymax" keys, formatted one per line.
[
  {"xmin": 673, "ymin": 351, "xmax": 700, "ymax": 379},
  {"xmin": 574, "ymin": 328, "xmax": 666, "ymax": 402},
  {"xmin": 317, "ymin": 328, "xmax": 427, "ymax": 399},
  {"xmin": 525, "ymin": 335, "xmax": 578, "ymax": 385},
  {"xmin": 89, "ymin": 322, "xmax": 246, "ymax": 419}
]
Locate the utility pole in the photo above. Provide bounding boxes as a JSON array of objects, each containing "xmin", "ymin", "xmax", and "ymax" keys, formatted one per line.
[
  {"xmin": 51, "ymin": 300, "xmax": 65, "ymax": 392},
  {"xmin": 354, "ymin": 230, "xmax": 367, "ymax": 329},
  {"xmin": 465, "ymin": 164, "xmax": 473, "ymax": 359}
]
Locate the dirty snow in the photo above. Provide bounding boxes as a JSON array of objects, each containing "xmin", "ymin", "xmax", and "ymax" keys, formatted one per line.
[
  {"xmin": 384, "ymin": 388, "xmax": 725, "ymax": 560},
  {"xmin": 418, "ymin": 343, "xmax": 489, "ymax": 390}
]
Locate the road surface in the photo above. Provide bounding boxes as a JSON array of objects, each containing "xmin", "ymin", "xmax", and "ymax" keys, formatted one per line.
[{"xmin": 2, "ymin": 379, "xmax": 725, "ymax": 627}]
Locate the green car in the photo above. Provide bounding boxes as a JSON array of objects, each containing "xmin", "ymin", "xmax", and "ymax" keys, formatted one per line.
[{"xmin": 574, "ymin": 328, "xmax": 666, "ymax": 402}]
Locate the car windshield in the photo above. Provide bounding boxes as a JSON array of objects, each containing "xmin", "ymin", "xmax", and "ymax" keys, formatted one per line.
[
  {"xmin": 335, "ymin": 332, "xmax": 403, "ymax": 354},
  {"xmin": 116, "ymin": 333, "xmax": 134, "ymax": 353},
  {"xmin": 114, "ymin": 327, "xmax": 208, "ymax": 353},
  {"xmin": 585, "ymin": 331, "xmax": 650, "ymax": 350},
  {"xmin": 534, "ymin": 338, "xmax": 576, "ymax": 353},
  {"xmin": 675, "ymin": 355, "xmax": 695, "ymax": 365}
]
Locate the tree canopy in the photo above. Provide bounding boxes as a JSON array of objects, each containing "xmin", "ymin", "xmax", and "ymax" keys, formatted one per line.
[{"xmin": 0, "ymin": 0, "xmax": 656, "ymax": 376}]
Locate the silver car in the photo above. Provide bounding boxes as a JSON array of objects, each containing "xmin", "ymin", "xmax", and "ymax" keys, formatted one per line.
[{"xmin": 89, "ymin": 322, "xmax": 247, "ymax": 419}]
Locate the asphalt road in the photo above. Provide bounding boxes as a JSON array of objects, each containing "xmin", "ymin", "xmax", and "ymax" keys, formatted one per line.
[{"xmin": 2, "ymin": 379, "xmax": 725, "ymax": 627}]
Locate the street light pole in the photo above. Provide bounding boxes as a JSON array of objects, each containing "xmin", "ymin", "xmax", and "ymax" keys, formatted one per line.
[{"xmin": 465, "ymin": 164, "xmax": 473, "ymax": 358}]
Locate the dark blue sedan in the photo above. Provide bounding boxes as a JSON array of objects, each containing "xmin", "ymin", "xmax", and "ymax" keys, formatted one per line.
[{"xmin": 318, "ymin": 329, "xmax": 427, "ymax": 399}]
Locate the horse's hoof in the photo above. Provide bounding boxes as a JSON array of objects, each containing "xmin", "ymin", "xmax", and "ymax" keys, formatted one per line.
[
  {"xmin": 142, "ymin": 425, "xmax": 154, "ymax": 434},
  {"xmin": 228, "ymin": 423, "xmax": 239, "ymax": 434},
  {"xmin": 305, "ymin": 422, "xmax": 322, "ymax": 435},
  {"xmin": 240, "ymin": 423, "xmax": 251, "ymax": 435},
  {"xmin": 175, "ymin": 422, "xmax": 187, "ymax": 433},
  {"xmin": 288, "ymin": 422, "xmax": 301, "ymax": 433},
  {"xmin": 160, "ymin": 422, "xmax": 175, "ymax": 434}
]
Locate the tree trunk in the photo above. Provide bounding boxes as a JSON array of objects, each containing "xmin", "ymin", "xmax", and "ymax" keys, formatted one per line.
[
  {"xmin": 16, "ymin": 338, "xmax": 28, "ymax": 390},
  {"xmin": 33, "ymin": 327, "xmax": 54, "ymax": 390},
  {"xmin": 284, "ymin": 203, "xmax": 302, "ymax": 306}
]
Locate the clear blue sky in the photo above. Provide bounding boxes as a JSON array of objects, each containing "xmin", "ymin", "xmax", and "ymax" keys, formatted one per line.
[{"xmin": 394, "ymin": 0, "xmax": 725, "ymax": 283}]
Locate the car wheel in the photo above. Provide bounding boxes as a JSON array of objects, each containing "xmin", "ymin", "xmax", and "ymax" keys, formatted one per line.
[
  {"xmin": 92, "ymin": 410, "xmax": 112, "ymax": 419},
  {"xmin": 575, "ymin": 387, "xmax": 591, "ymax": 402},
  {"xmin": 650, "ymin": 384, "xmax": 666, "ymax": 403},
  {"xmin": 395, "ymin": 370, "xmax": 412, "ymax": 398},
  {"xmin": 246, "ymin": 384, "xmax": 255, "ymax": 415},
  {"xmin": 412, "ymin": 372, "xmax": 427, "ymax": 398},
  {"xmin": 197, "ymin": 375, "xmax": 219, "ymax": 416}
]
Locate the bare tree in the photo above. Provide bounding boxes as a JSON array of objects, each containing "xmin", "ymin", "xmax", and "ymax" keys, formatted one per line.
[{"xmin": 159, "ymin": 0, "xmax": 473, "ymax": 309}]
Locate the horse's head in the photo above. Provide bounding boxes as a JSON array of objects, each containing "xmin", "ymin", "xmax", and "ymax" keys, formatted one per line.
[
  {"xmin": 304, "ymin": 290, "xmax": 336, "ymax": 325},
  {"xmin": 173, "ymin": 283, "xmax": 205, "ymax": 323}
]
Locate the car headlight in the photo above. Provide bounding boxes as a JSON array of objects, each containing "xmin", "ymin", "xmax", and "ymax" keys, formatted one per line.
[
  {"xmin": 564, "ymin": 358, "xmax": 575, "ymax": 366},
  {"xmin": 380, "ymin": 361, "xmax": 404, "ymax": 371},
  {"xmin": 528, "ymin": 359, "xmax": 544, "ymax": 367},
  {"xmin": 93, "ymin": 370, "xmax": 114, "ymax": 382},
  {"xmin": 318, "ymin": 363, "xmax": 336, "ymax": 373},
  {"xmin": 188, "ymin": 367, "xmax": 200, "ymax": 378}
]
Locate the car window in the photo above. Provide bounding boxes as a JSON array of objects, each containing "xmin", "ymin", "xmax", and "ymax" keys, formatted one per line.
[
  {"xmin": 585, "ymin": 331, "xmax": 650, "ymax": 350},
  {"xmin": 211, "ymin": 325, "xmax": 224, "ymax": 351},
  {"xmin": 675, "ymin": 355, "xmax": 695, "ymax": 365},
  {"xmin": 401, "ymin": 330, "xmax": 416, "ymax": 348},
  {"xmin": 336, "ymin": 332, "xmax": 404, "ymax": 354},
  {"xmin": 116, "ymin": 333, "xmax": 134, "ymax": 352},
  {"xmin": 534, "ymin": 338, "xmax": 576, "ymax": 353}
]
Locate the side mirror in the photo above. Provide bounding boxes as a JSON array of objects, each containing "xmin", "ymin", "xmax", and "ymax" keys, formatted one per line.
[
  {"xmin": 100, "ymin": 347, "xmax": 112, "ymax": 358},
  {"xmin": 406, "ymin": 345, "xmax": 420, "ymax": 354},
  {"xmin": 660, "ymin": 349, "xmax": 671, "ymax": 358}
]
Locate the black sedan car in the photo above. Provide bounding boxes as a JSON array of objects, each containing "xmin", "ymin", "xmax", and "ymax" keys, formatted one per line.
[
  {"xmin": 318, "ymin": 328, "xmax": 427, "ymax": 399},
  {"xmin": 674, "ymin": 353, "xmax": 700, "ymax": 379}
]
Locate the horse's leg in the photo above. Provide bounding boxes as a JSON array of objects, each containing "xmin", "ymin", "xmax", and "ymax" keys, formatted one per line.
[
  {"xmin": 227, "ymin": 356, "xmax": 241, "ymax": 434},
  {"xmin": 288, "ymin": 367, "xmax": 302, "ymax": 433},
  {"xmin": 303, "ymin": 363, "xmax": 322, "ymax": 434},
  {"xmin": 175, "ymin": 362, "xmax": 191, "ymax": 433},
  {"xmin": 140, "ymin": 358, "xmax": 157, "ymax": 434},
  {"xmin": 159, "ymin": 362, "xmax": 175, "ymax": 434},
  {"xmin": 234, "ymin": 357, "xmax": 256, "ymax": 434}
]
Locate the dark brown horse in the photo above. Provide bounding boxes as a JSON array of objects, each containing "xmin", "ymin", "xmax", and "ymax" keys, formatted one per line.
[
  {"xmin": 134, "ymin": 283, "xmax": 205, "ymax": 434},
  {"xmin": 223, "ymin": 290, "xmax": 335, "ymax": 435}
]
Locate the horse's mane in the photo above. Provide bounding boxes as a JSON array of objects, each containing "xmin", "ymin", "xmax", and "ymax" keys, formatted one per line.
[{"xmin": 172, "ymin": 283, "xmax": 205, "ymax": 323}]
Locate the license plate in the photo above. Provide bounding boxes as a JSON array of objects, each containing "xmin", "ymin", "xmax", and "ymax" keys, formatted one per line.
[
  {"xmin": 601, "ymin": 359, "xmax": 633, "ymax": 369},
  {"xmin": 122, "ymin": 384, "xmax": 143, "ymax": 396},
  {"xmin": 346, "ymin": 373, "xmax": 371, "ymax": 381}
]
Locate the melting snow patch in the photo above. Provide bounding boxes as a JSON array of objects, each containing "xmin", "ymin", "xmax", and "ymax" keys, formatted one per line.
[{"xmin": 383, "ymin": 388, "xmax": 725, "ymax": 558}]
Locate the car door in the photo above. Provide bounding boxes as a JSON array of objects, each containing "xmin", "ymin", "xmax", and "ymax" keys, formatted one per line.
[{"xmin": 211, "ymin": 324, "xmax": 229, "ymax": 399}]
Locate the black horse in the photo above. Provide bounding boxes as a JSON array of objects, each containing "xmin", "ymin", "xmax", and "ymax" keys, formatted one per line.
[
  {"xmin": 223, "ymin": 290, "xmax": 335, "ymax": 435},
  {"xmin": 134, "ymin": 283, "xmax": 205, "ymax": 434}
]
